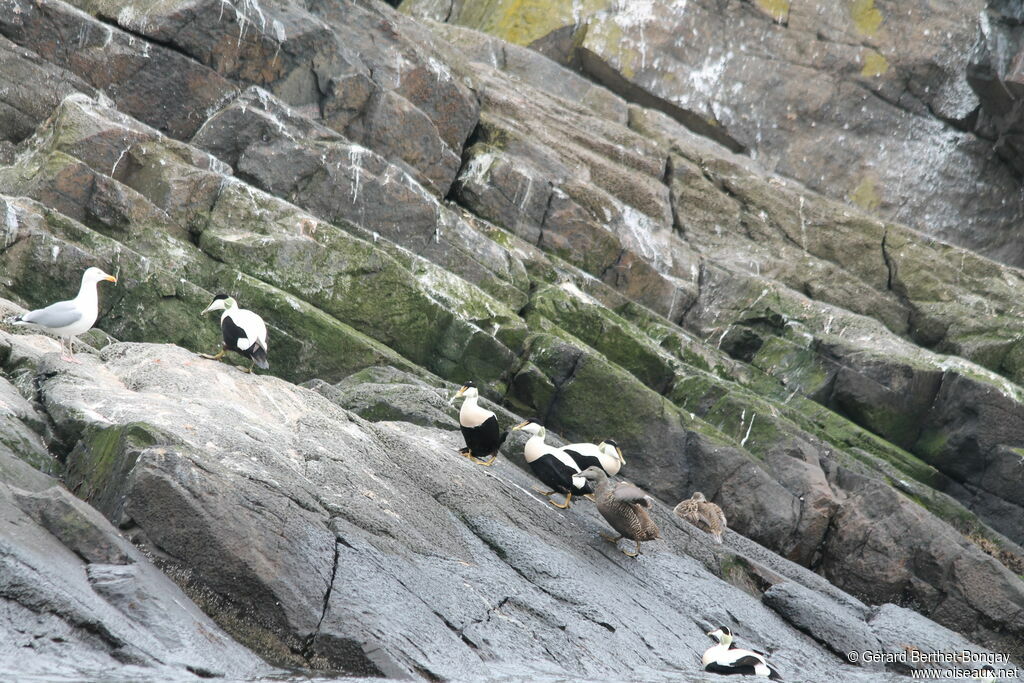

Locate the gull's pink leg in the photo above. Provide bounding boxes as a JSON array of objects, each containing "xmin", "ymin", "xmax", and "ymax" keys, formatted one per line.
[{"xmin": 65, "ymin": 337, "xmax": 82, "ymax": 364}]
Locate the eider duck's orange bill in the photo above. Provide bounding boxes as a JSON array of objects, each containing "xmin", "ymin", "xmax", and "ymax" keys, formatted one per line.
[{"xmin": 511, "ymin": 420, "xmax": 530, "ymax": 430}]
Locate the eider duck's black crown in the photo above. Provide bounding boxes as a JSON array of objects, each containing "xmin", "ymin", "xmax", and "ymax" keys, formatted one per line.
[
  {"xmin": 719, "ymin": 626, "xmax": 732, "ymax": 636},
  {"xmin": 461, "ymin": 380, "xmax": 476, "ymax": 387},
  {"xmin": 212, "ymin": 293, "xmax": 230, "ymax": 301},
  {"xmin": 604, "ymin": 439, "xmax": 619, "ymax": 447}
]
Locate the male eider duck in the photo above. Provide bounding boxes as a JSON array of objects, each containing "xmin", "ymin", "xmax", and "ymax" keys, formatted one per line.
[
  {"xmin": 510, "ymin": 419, "xmax": 588, "ymax": 509},
  {"xmin": 674, "ymin": 492, "xmax": 728, "ymax": 544},
  {"xmin": 563, "ymin": 438, "xmax": 625, "ymax": 477},
  {"xmin": 450, "ymin": 381, "xmax": 507, "ymax": 466},
  {"xmin": 578, "ymin": 466, "xmax": 660, "ymax": 557},
  {"xmin": 11, "ymin": 266, "xmax": 117, "ymax": 363},
  {"xmin": 702, "ymin": 627, "xmax": 782, "ymax": 679},
  {"xmin": 200, "ymin": 294, "xmax": 269, "ymax": 372}
]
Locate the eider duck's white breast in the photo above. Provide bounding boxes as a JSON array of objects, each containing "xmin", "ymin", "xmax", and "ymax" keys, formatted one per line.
[
  {"xmin": 523, "ymin": 434, "xmax": 549, "ymax": 463},
  {"xmin": 701, "ymin": 643, "xmax": 723, "ymax": 668},
  {"xmin": 459, "ymin": 396, "xmax": 494, "ymax": 428}
]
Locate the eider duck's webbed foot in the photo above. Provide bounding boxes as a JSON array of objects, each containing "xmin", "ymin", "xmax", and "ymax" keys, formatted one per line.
[
  {"xmin": 458, "ymin": 448, "xmax": 496, "ymax": 465},
  {"xmin": 200, "ymin": 348, "xmax": 226, "ymax": 361},
  {"xmin": 548, "ymin": 491, "xmax": 573, "ymax": 509},
  {"xmin": 599, "ymin": 532, "xmax": 622, "ymax": 544},
  {"xmin": 621, "ymin": 540, "xmax": 641, "ymax": 558}
]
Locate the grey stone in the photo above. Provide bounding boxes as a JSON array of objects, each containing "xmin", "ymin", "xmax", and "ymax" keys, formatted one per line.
[
  {"xmin": 0, "ymin": 477, "xmax": 270, "ymax": 679},
  {"xmin": 763, "ymin": 581, "xmax": 883, "ymax": 669},
  {"xmin": 869, "ymin": 603, "xmax": 1006, "ymax": 675},
  {"xmin": 0, "ymin": 336, "xmax": 911, "ymax": 679}
]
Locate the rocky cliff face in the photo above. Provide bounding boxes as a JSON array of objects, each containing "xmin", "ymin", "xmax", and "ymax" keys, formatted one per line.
[
  {"xmin": 403, "ymin": 0, "xmax": 1024, "ymax": 267},
  {"xmin": 0, "ymin": 0, "xmax": 1022, "ymax": 680}
]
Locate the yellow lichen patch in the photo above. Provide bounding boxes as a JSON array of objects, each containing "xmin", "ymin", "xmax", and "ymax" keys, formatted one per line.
[
  {"xmin": 754, "ymin": 0, "xmax": 790, "ymax": 24},
  {"xmin": 457, "ymin": 0, "xmax": 610, "ymax": 46},
  {"xmin": 582, "ymin": 17, "xmax": 638, "ymax": 78},
  {"xmin": 861, "ymin": 49, "xmax": 889, "ymax": 77},
  {"xmin": 850, "ymin": 0, "xmax": 883, "ymax": 37},
  {"xmin": 850, "ymin": 174, "xmax": 882, "ymax": 212}
]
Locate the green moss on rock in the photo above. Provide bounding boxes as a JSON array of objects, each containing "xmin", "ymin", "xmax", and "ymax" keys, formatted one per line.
[
  {"xmin": 528, "ymin": 282, "xmax": 677, "ymax": 392},
  {"xmin": 64, "ymin": 422, "xmax": 166, "ymax": 517}
]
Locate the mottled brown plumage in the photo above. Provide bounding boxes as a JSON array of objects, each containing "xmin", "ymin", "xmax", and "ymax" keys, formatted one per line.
[
  {"xmin": 578, "ymin": 466, "xmax": 660, "ymax": 557},
  {"xmin": 674, "ymin": 492, "xmax": 727, "ymax": 543}
]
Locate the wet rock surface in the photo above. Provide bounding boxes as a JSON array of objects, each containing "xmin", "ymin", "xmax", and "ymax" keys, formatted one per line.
[
  {"xmin": 0, "ymin": 365, "xmax": 270, "ymax": 680},
  {"xmin": 0, "ymin": 0, "xmax": 1022, "ymax": 680},
  {"xmin": 0, "ymin": 334, "xmax": 966, "ymax": 681}
]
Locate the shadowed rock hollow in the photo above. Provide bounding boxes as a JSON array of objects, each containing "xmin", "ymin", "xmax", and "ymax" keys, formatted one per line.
[{"xmin": 0, "ymin": 0, "xmax": 1023, "ymax": 681}]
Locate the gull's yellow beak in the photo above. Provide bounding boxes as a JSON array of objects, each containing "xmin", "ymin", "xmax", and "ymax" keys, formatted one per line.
[
  {"xmin": 104, "ymin": 275, "xmax": 117, "ymax": 283},
  {"xmin": 511, "ymin": 420, "xmax": 530, "ymax": 431}
]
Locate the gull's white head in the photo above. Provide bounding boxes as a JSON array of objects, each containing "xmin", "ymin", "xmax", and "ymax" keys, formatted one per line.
[
  {"xmin": 83, "ymin": 267, "xmax": 117, "ymax": 285},
  {"xmin": 201, "ymin": 293, "xmax": 237, "ymax": 316}
]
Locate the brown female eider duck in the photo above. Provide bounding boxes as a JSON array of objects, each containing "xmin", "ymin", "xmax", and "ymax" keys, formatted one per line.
[
  {"xmin": 674, "ymin": 492, "xmax": 727, "ymax": 544},
  {"xmin": 578, "ymin": 466, "xmax": 660, "ymax": 557}
]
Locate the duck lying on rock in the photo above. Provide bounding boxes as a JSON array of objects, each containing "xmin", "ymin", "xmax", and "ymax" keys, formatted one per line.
[
  {"xmin": 10, "ymin": 266, "xmax": 116, "ymax": 363},
  {"xmin": 562, "ymin": 439, "xmax": 625, "ymax": 478},
  {"xmin": 511, "ymin": 419, "xmax": 588, "ymax": 509},
  {"xmin": 450, "ymin": 381, "xmax": 507, "ymax": 466},
  {"xmin": 200, "ymin": 294, "xmax": 269, "ymax": 372},
  {"xmin": 674, "ymin": 492, "xmax": 728, "ymax": 544},
  {"xmin": 702, "ymin": 626, "xmax": 782, "ymax": 679},
  {"xmin": 577, "ymin": 466, "xmax": 660, "ymax": 557}
]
